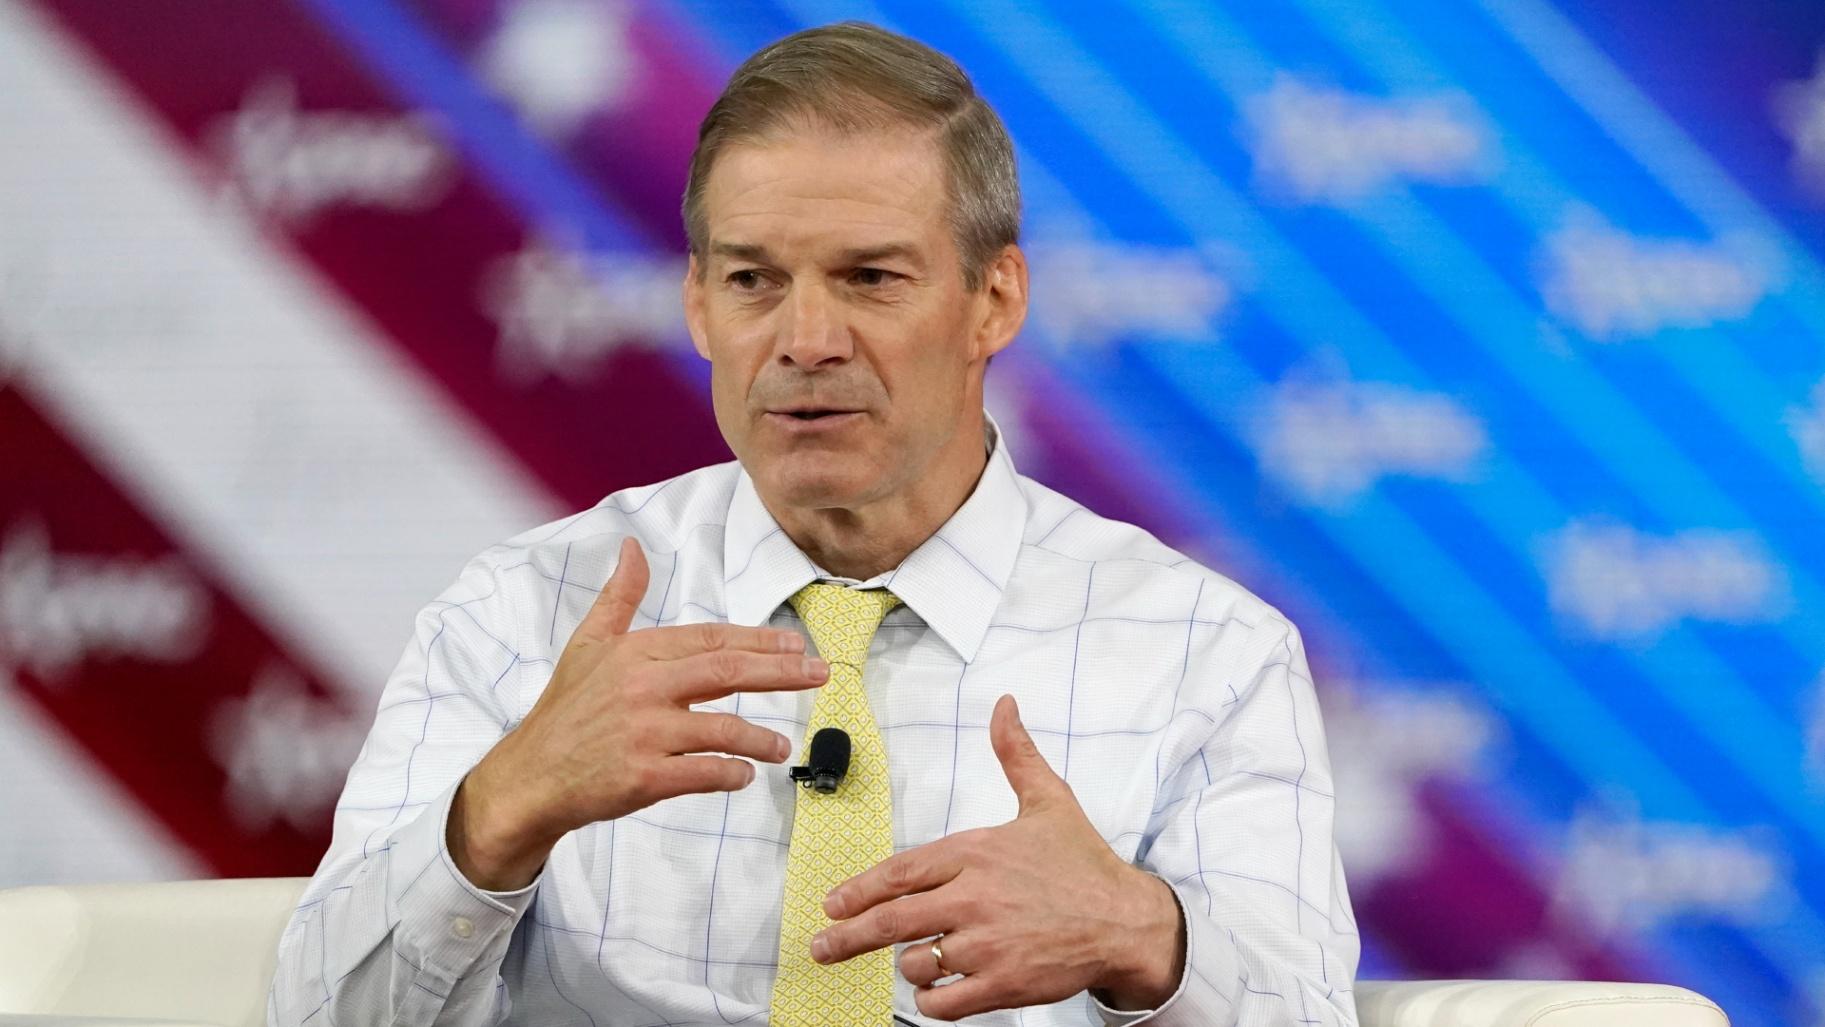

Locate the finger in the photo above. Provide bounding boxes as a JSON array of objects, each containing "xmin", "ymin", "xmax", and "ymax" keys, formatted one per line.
[
  {"xmin": 646, "ymin": 754, "xmax": 757, "ymax": 800},
  {"xmin": 663, "ymin": 650, "xmax": 830, "ymax": 704},
  {"xmin": 630, "ymin": 621, "xmax": 806, "ymax": 661},
  {"xmin": 575, "ymin": 537, "xmax": 649, "ymax": 643},
  {"xmin": 666, "ymin": 710, "xmax": 795, "ymax": 764},
  {"xmin": 915, "ymin": 972, "xmax": 1014, "ymax": 1023},
  {"xmin": 989, "ymin": 694, "xmax": 1064, "ymax": 813},
  {"xmin": 813, "ymin": 894, "xmax": 955, "ymax": 966},
  {"xmin": 824, "ymin": 835, "xmax": 973, "ymax": 920},
  {"xmin": 897, "ymin": 932, "xmax": 971, "ymax": 987}
]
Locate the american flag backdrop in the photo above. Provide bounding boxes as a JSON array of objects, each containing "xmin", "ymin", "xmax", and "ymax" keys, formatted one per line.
[{"xmin": 2, "ymin": 0, "xmax": 1823, "ymax": 1023}]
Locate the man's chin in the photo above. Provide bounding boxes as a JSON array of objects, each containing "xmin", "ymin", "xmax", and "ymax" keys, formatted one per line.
[{"xmin": 761, "ymin": 461, "xmax": 878, "ymax": 511}]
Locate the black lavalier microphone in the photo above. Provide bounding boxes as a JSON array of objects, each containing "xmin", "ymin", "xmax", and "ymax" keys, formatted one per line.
[{"xmin": 788, "ymin": 727, "xmax": 851, "ymax": 793}]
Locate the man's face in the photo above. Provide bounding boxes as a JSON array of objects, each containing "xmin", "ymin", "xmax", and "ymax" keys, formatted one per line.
[{"xmin": 684, "ymin": 124, "xmax": 1017, "ymax": 513}]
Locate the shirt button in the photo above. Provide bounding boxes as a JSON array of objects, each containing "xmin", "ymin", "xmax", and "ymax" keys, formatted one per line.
[{"xmin": 450, "ymin": 916, "xmax": 475, "ymax": 939}]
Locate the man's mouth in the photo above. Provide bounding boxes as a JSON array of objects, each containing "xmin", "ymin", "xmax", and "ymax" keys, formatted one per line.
[{"xmin": 766, "ymin": 409, "xmax": 864, "ymax": 431}]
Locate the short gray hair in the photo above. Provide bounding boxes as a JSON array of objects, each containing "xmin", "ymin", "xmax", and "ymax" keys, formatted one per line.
[{"xmin": 682, "ymin": 21, "xmax": 1020, "ymax": 291}]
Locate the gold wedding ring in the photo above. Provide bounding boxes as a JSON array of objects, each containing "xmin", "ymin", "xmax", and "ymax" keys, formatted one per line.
[{"xmin": 930, "ymin": 936, "xmax": 951, "ymax": 978}]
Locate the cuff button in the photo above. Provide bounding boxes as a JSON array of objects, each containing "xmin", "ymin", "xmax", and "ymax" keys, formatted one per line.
[{"xmin": 451, "ymin": 916, "xmax": 476, "ymax": 940}]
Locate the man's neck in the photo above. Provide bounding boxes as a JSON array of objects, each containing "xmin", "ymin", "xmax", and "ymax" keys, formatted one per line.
[{"xmin": 765, "ymin": 424, "xmax": 992, "ymax": 582}]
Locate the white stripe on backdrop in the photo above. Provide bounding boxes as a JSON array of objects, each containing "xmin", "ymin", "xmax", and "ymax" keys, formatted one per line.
[{"xmin": 0, "ymin": 0, "xmax": 564, "ymax": 696}]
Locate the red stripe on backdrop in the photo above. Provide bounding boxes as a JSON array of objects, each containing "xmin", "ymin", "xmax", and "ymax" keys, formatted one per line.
[
  {"xmin": 1, "ymin": 385, "xmax": 357, "ymax": 876},
  {"xmin": 36, "ymin": 0, "xmax": 729, "ymax": 509}
]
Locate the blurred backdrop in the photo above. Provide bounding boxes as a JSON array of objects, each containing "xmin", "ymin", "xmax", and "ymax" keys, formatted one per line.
[{"xmin": 2, "ymin": 0, "xmax": 1823, "ymax": 1022}]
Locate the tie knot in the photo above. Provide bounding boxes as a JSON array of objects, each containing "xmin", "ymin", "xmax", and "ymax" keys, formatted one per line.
[{"xmin": 787, "ymin": 582, "xmax": 901, "ymax": 666}]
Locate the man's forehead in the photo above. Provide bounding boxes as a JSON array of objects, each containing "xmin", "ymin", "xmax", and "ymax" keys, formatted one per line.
[
  {"xmin": 713, "ymin": 120, "xmax": 945, "ymax": 185},
  {"xmin": 701, "ymin": 128, "xmax": 950, "ymax": 245}
]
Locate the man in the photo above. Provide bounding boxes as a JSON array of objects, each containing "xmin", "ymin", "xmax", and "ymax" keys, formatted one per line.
[{"xmin": 271, "ymin": 21, "xmax": 1358, "ymax": 1027}]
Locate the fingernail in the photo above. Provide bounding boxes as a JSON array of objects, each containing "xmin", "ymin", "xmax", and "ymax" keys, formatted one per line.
[
  {"xmin": 803, "ymin": 657, "xmax": 827, "ymax": 678},
  {"xmin": 775, "ymin": 734, "xmax": 792, "ymax": 761},
  {"xmin": 811, "ymin": 934, "xmax": 830, "ymax": 963},
  {"xmin": 823, "ymin": 890, "xmax": 845, "ymax": 918}
]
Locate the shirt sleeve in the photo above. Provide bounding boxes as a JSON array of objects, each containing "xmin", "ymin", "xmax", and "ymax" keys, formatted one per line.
[
  {"xmin": 1090, "ymin": 618, "xmax": 1361, "ymax": 1027},
  {"xmin": 267, "ymin": 550, "xmax": 541, "ymax": 1027}
]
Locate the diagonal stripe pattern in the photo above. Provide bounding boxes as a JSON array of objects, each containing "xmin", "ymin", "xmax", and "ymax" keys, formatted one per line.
[{"xmin": 769, "ymin": 583, "xmax": 902, "ymax": 1027}]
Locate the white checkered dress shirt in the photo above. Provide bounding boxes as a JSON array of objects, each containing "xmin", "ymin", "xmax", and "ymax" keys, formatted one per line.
[{"xmin": 269, "ymin": 415, "xmax": 1360, "ymax": 1026}]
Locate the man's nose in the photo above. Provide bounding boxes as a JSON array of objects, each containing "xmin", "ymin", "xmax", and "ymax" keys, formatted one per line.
[{"xmin": 777, "ymin": 282, "xmax": 852, "ymax": 369}]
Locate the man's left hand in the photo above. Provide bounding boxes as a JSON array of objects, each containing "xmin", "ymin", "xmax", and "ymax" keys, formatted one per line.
[{"xmin": 813, "ymin": 694, "xmax": 1187, "ymax": 1021}]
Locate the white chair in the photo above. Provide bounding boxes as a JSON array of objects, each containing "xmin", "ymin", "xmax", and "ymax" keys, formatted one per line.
[{"xmin": 0, "ymin": 878, "xmax": 1729, "ymax": 1027}]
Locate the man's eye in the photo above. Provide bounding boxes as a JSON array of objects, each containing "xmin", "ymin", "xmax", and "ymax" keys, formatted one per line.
[
  {"xmin": 727, "ymin": 270, "xmax": 767, "ymax": 290},
  {"xmin": 850, "ymin": 267, "xmax": 898, "ymax": 287}
]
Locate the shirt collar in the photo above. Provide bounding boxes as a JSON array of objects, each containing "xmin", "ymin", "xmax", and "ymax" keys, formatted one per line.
[{"xmin": 723, "ymin": 411, "xmax": 1026, "ymax": 663}]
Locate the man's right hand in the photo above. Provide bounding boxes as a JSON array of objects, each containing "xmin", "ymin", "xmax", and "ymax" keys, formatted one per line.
[{"xmin": 448, "ymin": 536, "xmax": 827, "ymax": 891}]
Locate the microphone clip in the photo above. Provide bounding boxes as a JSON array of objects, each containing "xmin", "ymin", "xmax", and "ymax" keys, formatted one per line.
[{"xmin": 788, "ymin": 727, "xmax": 851, "ymax": 794}]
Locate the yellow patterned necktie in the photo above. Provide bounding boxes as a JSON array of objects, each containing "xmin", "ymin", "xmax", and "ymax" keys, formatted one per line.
[{"xmin": 770, "ymin": 582, "xmax": 902, "ymax": 1027}]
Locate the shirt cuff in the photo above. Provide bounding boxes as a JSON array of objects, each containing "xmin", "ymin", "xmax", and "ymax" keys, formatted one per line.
[
  {"xmin": 385, "ymin": 772, "xmax": 542, "ymax": 993},
  {"xmin": 1089, "ymin": 876, "xmax": 1240, "ymax": 1027}
]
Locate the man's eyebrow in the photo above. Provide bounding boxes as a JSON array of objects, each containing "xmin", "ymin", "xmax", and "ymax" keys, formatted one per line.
[
  {"xmin": 836, "ymin": 243, "xmax": 925, "ymax": 268},
  {"xmin": 709, "ymin": 242, "xmax": 773, "ymax": 263},
  {"xmin": 707, "ymin": 241, "xmax": 927, "ymax": 267}
]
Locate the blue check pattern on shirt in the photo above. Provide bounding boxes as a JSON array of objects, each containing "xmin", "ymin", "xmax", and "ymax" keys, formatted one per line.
[{"xmin": 270, "ymin": 415, "xmax": 1360, "ymax": 1026}]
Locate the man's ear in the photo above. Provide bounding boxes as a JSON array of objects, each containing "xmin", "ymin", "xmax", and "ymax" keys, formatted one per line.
[
  {"xmin": 973, "ymin": 244, "xmax": 1028, "ymax": 363},
  {"xmin": 683, "ymin": 253, "xmax": 711, "ymax": 361}
]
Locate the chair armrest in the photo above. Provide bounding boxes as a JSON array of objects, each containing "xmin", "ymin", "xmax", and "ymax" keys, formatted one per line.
[
  {"xmin": 1356, "ymin": 980, "xmax": 1728, "ymax": 1027},
  {"xmin": 0, "ymin": 877, "xmax": 308, "ymax": 1027}
]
